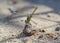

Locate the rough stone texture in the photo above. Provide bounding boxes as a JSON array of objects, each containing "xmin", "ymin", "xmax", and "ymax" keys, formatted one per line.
[{"xmin": 0, "ymin": 0, "xmax": 60, "ymax": 43}]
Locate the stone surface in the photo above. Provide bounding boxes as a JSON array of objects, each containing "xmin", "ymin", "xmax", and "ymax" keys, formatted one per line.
[{"xmin": 0, "ymin": 0, "xmax": 60, "ymax": 43}]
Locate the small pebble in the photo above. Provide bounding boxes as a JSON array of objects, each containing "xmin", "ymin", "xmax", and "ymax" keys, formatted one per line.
[
  {"xmin": 47, "ymin": 14, "xmax": 51, "ymax": 17},
  {"xmin": 38, "ymin": 35, "xmax": 43, "ymax": 39},
  {"xmin": 39, "ymin": 29, "xmax": 45, "ymax": 32},
  {"xmin": 41, "ymin": 30, "xmax": 45, "ymax": 32},
  {"xmin": 55, "ymin": 27, "xmax": 60, "ymax": 31},
  {"xmin": 12, "ymin": 35, "xmax": 14, "ymax": 36},
  {"xmin": 54, "ymin": 37, "xmax": 58, "ymax": 40}
]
